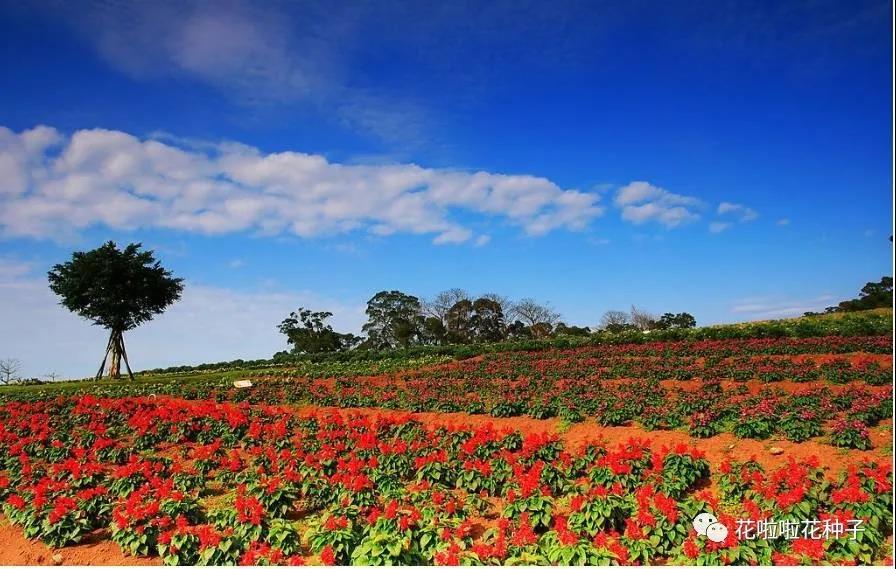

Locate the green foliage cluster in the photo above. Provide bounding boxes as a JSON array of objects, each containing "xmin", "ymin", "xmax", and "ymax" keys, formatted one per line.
[
  {"xmin": 47, "ymin": 241, "xmax": 183, "ymax": 332},
  {"xmin": 278, "ymin": 308, "xmax": 360, "ymax": 354},
  {"xmin": 805, "ymin": 276, "xmax": 893, "ymax": 315},
  {"xmin": 188, "ymin": 307, "xmax": 893, "ymax": 375}
]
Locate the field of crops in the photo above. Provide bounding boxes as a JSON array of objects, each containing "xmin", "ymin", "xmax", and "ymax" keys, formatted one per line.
[{"xmin": 0, "ymin": 334, "xmax": 892, "ymax": 565}]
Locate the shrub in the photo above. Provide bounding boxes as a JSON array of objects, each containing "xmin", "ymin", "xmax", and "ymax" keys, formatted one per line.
[
  {"xmin": 779, "ymin": 411, "xmax": 823, "ymax": 442},
  {"xmin": 688, "ymin": 410, "xmax": 720, "ymax": 438},
  {"xmin": 829, "ymin": 419, "xmax": 873, "ymax": 450}
]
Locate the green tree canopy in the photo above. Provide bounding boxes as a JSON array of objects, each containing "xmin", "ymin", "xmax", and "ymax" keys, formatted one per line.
[
  {"xmin": 278, "ymin": 308, "xmax": 359, "ymax": 354},
  {"xmin": 47, "ymin": 241, "xmax": 183, "ymax": 379},
  {"xmin": 836, "ymin": 277, "xmax": 893, "ymax": 312},
  {"xmin": 658, "ymin": 312, "xmax": 697, "ymax": 330},
  {"xmin": 445, "ymin": 299, "xmax": 475, "ymax": 343},
  {"xmin": 361, "ymin": 290, "xmax": 424, "ymax": 349},
  {"xmin": 470, "ymin": 297, "xmax": 506, "ymax": 342}
]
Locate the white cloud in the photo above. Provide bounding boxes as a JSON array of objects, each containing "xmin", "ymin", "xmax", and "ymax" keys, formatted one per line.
[
  {"xmin": 709, "ymin": 221, "xmax": 732, "ymax": 234},
  {"xmin": 0, "ymin": 259, "xmax": 367, "ymax": 379},
  {"xmin": 615, "ymin": 181, "xmax": 703, "ymax": 227},
  {"xmin": 730, "ymin": 294, "xmax": 836, "ymax": 319},
  {"xmin": 717, "ymin": 201, "xmax": 758, "ymax": 222},
  {"xmin": 228, "ymin": 259, "xmax": 246, "ymax": 269},
  {"xmin": 474, "ymin": 235, "xmax": 491, "ymax": 247},
  {"xmin": 0, "ymin": 125, "xmax": 604, "ymax": 244},
  {"xmin": 23, "ymin": 1, "xmax": 429, "ymax": 145},
  {"xmin": 776, "ymin": 218, "xmax": 790, "ymax": 226}
]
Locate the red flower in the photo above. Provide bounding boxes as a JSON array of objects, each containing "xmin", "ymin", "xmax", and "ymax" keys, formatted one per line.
[
  {"xmin": 510, "ymin": 514, "xmax": 537, "ymax": 547},
  {"xmin": 320, "ymin": 545, "xmax": 336, "ymax": 565},
  {"xmin": 434, "ymin": 543, "xmax": 460, "ymax": 565},
  {"xmin": 609, "ymin": 541, "xmax": 629, "ymax": 564},
  {"xmin": 5, "ymin": 494, "xmax": 26, "ymax": 510},
  {"xmin": 197, "ymin": 525, "xmax": 221, "ymax": 549},
  {"xmin": 791, "ymin": 538, "xmax": 824, "ymax": 561},
  {"xmin": 772, "ymin": 552, "xmax": 801, "ymax": 565},
  {"xmin": 48, "ymin": 496, "xmax": 77, "ymax": 524},
  {"xmin": 624, "ymin": 518, "xmax": 644, "ymax": 540},
  {"xmin": 683, "ymin": 537, "xmax": 700, "ymax": 559},
  {"xmin": 235, "ymin": 493, "xmax": 264, "ymax": 525}
]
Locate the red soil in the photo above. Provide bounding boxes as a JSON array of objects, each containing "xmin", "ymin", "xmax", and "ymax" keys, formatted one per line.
[{"xmin": 0, "ymin": 523, "xmax": 159, "ymax": 566}]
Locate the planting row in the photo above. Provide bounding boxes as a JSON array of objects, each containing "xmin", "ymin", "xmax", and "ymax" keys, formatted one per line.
[
  {"xmin": 369, "ymin": 350, "xmax": 892, "ymax": 386},
  {"xmin": 1, "ymin": 336, "xmax": 890, "ymax": 405},
  {"xmin": 0, "ymin": 396, "xmax": 892, "ymax": 565},
  {"xmin": 5, "ymin": 379, "xmax": 889, "ymax": 450},
  {"xmin": 305, "ymin": 378, "xmax": 892, "ymax": 448},
  {"xmin": 2, "ymin": 378, "xmax": 890, "ymax": 452},
  {"xmin": 259, "ymin": 336, "xmax": 893, "ymax": 385}
]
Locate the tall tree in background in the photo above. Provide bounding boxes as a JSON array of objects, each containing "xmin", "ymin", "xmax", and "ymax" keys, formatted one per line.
[
  {"xmin": 421, "ymin": 316, "xmax": 447, "ymax": 345},
  {"xmin": 0, "ymin": 358, "xmax": 22, "ymax": 385},
  {"xmin": 423, "ymin": 288, "xmax": 470, "ymax": 323},
  {"xmin": 48, "ymin": 242, "xmax": 183, "ymax": 380},
  {"xmin": 278, "ymin": 308, "xmax": 359, "ymax": 354},
  {"xmin": 471, "ymin": 297, "xmax": 506, "ymax": 342},
  {"xmin": 514, "ymin": 298, "xmax": 561, "ymax": 326},
  {"xmin": 630, "ymin": 305, "xmax": 659, "ymax": 331},
  {"xmin": 657, "ymin": 312, "xmax": 697, "ymax": 330},
  {"xmin": 511, "ymin": 298, "xmax": 560, "ymax": 338},
  {"xmin": 506, "ymin": 320, "xmax": 532, "ymax": 339},
  {"xmin": 361, "ymin": 290, "xmax": 424, "ymax": 349},
  {"xmin": 599, "ymin": 310, "xmax": 631, "ymax": 332},
  {"xmin": 836, "ymin": 277, "xmax": 893, "ymax": 312},
  {"xmin": 480, "ymin": 293, "xmax": 514, "ymax": 321},
  {"xmin": 445, "ymin": 299, "xmax": 475, "ymax": 343}
]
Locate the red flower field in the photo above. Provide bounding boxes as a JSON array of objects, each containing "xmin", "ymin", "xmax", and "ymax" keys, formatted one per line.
[{"xmin": 0, "ymin": 335, "xmax": 892, "ymax": 565}]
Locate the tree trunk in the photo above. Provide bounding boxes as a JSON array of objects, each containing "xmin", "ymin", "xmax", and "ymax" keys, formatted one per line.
[
  {"xmin": 120, "ymin": 333, "xmax": 135, "ymax": 381},
  {"xmin": 95, "ymin": 332, "xmax": 113, "ymax": 381},
  {"xmin": 100, "ymin": 329, "xmax": 124, "ymax": 380},
  {"xmin": 109, "ymin": 330, "xmax": 122, "ymax": 379}
]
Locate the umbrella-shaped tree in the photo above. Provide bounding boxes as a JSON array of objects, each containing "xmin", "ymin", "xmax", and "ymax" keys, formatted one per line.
[{"xmin": 48, "ymin": 241, "xmax": 184, "ymax": 380}]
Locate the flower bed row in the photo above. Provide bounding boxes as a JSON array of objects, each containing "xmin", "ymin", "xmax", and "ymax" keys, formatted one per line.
[
  {"xmin": 390, "ymin": 343, "xmax": 891, "ymax": 385},
  {"xmin": 1, "ymin": 336, "xmax": 890, "ymax": 407},
  {"xmin": 294, "ymin": 377, "xmax": 891, "ymax": 449},
  {"xmin": 0, "ymin": 396, "xmax": 892, "ymax": 565}
]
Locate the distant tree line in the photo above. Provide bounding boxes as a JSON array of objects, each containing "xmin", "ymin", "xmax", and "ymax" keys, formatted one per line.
[
  {"xmin": 804, "ymin": 276, "xmax": 892, "ymax": 317},
  {"xmin": 0, "ymin": 358, "xmax": 51, "ymax": 385},
  {"xmin": 276, "ymin": 289, "xmax": 696, "ymax": 355},
  {"xmin": 598, "ymin": 306, "xmax": 696, "ymax": 333}
]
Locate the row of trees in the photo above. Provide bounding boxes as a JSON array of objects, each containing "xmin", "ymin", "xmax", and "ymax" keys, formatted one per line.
[
  {"xmin": 804, "ymin": 277, "xmax": 893, "ymax": 316},
  {"xmin": 279, "ymin": 291, "xmax": 565, "ymax": 353},
  {"xmin": 0, "ymin": 358, "xmax": 57, "ymax": 385},
  {"xmin": 23, "ymin": 240, "xmax": 892, "ymax": 381},
  {"xmin": 599, "ymin": 307, "xmax": 696, "ymax": 332},
  {"xmin": 279, "ymin": 290, "xmax": 696, "ymax": 354},
  {"xmin": 28, "ymin": 241, "xmax": 695, "ymax": 378}
]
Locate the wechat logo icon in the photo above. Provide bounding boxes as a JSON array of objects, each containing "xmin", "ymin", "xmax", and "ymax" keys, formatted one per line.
[{"xmin": 693, "ymin": 512, "xmax": 729, "ymax": 543}]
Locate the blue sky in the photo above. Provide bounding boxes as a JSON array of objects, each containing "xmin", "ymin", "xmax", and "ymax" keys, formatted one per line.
[{"xmin": 0, "ymin": 0, "xmax": 892, "ymax": 378}]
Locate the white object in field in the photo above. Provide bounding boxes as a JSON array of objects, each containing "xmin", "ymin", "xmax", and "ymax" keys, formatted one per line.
[{"xmin": 233, "ymin": 380, "xmax": 253, "ymax": 388}]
